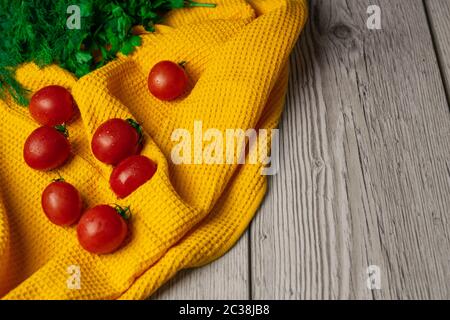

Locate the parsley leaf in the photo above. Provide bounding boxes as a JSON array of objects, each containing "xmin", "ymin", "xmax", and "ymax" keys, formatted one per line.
[{"xmin": 0, "ymin": 0, "xmax": 216, "ymax": 105}]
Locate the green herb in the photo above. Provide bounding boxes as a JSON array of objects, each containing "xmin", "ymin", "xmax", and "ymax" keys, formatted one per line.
[{"xmin": 0, "ymin": 0, "xmax": 216, "ymax": 105}]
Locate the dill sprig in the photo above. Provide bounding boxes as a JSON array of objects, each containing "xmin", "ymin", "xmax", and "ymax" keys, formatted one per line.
[{"xmin": 0, "ymin": 0, "xmax": 215, "ymax": 105}]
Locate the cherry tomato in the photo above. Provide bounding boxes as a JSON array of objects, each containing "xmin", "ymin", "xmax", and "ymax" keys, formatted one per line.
[
  {"xmin": 91, "ymin": 118, "xmax": 142, "ymax": 165},
  {"xmin": 148, "ymin": 60, "xmax": 188, "ymax": 101},
  {"xmin": 23, "ymin": 126, "xmax": 71, "ymax": 171},
  {"xmin": 41, "ymin": 179, "xmax": 82, "ymax": 226},
  {"xmin": 77, "ymin": 205, "xmax": 129, "ymax": 254},
  {"xmin": 29, "ymin": 85, "xmax": 75, "ymax": 126},
  {"xmin": 110, "ymin": 155, "xmax": 157, "ymax": 198}
]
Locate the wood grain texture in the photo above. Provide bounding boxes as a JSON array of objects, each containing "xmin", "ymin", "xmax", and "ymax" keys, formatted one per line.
[
  {"xmin": 153, "ymin": 233, "xmax": 249, "ymax": 299},
  {"xmin": 425, "ymin": 0, "xmax": 450, "ymax": 102},
  {"xmin": 251, "ymin": 0, "xmax": 450, "ymax": 299},
  {"xmin": 150, "ymin": 0, "xmax": 450, "ymax": 300}
]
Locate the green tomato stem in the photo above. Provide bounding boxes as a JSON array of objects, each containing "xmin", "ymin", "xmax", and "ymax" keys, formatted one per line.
[
  {"xmin": 185, "ymin": 1, "xmax": 217, "ymax": 8},
  {"xmin": 114, "ymin": 204, "xmax": 131, "ymax": 221},
  {"xmin": 126, "ymin": 118, "xmax": 143, "ymax": 145},
  {"xmin": 54, "ymin": 124, "xmax": 69, "ymax": 138}
]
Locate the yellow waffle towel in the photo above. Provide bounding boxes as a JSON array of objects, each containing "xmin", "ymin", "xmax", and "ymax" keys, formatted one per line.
[{"xmin": 0, "ymin": 0, "xmax": 307, "ymax": 299}]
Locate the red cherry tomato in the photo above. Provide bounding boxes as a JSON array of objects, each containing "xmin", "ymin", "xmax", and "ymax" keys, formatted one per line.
[
  {"xmin": 41, "ymin": 179, "xmax": 82, "ymax": 226},
  {"xmin": 23, "ymin": 126, "xmax": 71, "ymax": 171},
  {"xmin": 29, "ymin": 85, "xmax": 75, "ymax": 126},
  {"xmin": 91, "ymin": 118, "xmax": 142, "ymax": 165},
  {"xmin": 77, "ymin": 205, "xmax": 129, "ymax": 254},
  {"xmin": 110, "ymin": 155, "xmax": 157, "ymax": 198},
  {"xmin": 148, "ymin": 60, "xmax": 188, "ymax": 101}
]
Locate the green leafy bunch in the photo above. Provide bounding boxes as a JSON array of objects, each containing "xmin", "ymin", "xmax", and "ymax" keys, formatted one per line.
[{"xmin": 0, "ymin": 0, "xmax": 215, "ymax": 105}]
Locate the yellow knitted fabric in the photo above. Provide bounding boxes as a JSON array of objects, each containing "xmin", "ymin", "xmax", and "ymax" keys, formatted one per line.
[{"xmin": 0, "ymin": 0, "xmax": 307, "ymax": 299}]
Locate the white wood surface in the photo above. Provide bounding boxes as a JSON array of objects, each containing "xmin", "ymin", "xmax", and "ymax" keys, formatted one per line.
[
  {"xmin": 425, "ymin": 0, "xmax": 450, "ymax": 100},
  {"xmin": 154, "ymin": 233, "xmax": 250, "ymax": 300},
  {"xmin": 153, "ymin": 0, "xmax": 450, "ymax": 299}
]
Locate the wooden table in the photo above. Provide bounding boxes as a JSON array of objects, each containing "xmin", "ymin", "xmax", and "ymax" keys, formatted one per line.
[{"xmin": 154, "ymin": 0, "xmax": 450, "ymax": 299}]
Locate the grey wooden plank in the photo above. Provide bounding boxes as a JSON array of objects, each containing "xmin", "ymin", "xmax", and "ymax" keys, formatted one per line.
[
  {"xmin": 425, "ymin": 0, "xmax": 450, "ymax": 102},
  {"xmin": 153, "ymin": 232, "xmax": 249, "ymax": 300},
  {"xmin": 251, "ymin": 0, "xmax": 450, "ymax": 299}
]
